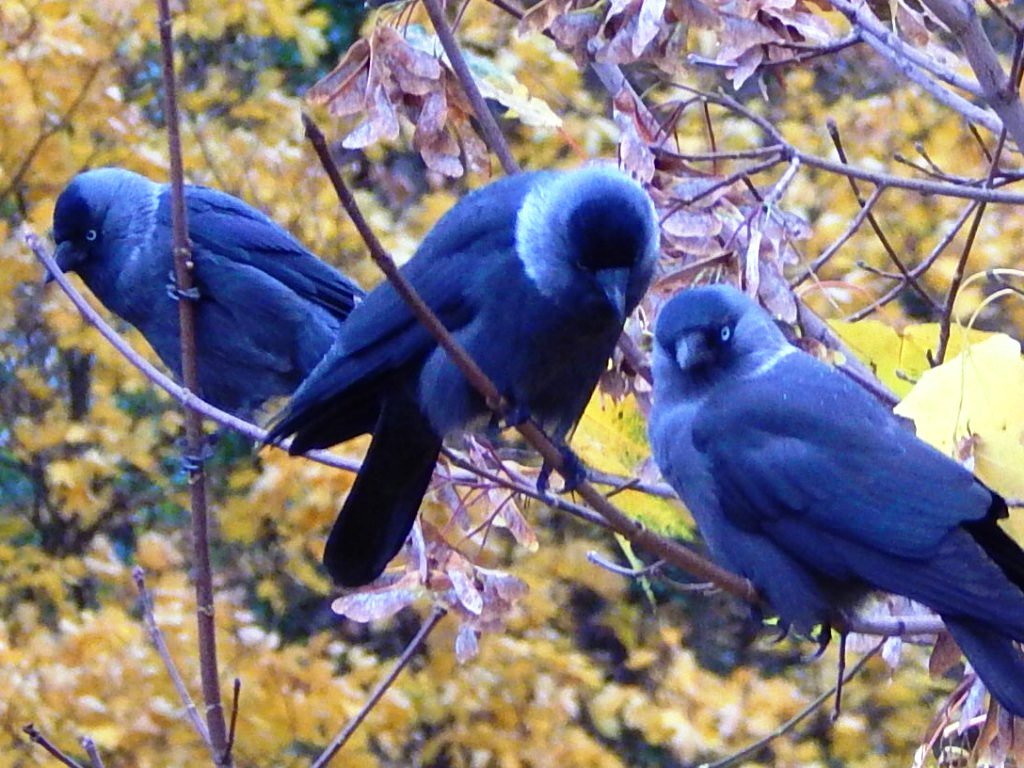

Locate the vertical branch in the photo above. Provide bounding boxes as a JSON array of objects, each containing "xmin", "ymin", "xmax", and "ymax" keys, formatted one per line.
[
  {"xmin": 154, "ymin": 0, "xmax": 231, "ymax": 762},
  {"xmin": 933, "ymin": 127, "xmax": 1009, "ymax": 364},
  {"xmin": 420, "ymin": 0, "xmax": 519, "ymax": 175}
]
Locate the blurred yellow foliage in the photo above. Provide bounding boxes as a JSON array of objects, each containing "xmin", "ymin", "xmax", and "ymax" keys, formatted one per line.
[{"xmin": 2, "ymin": 0, "xmax": 1022, "ymax": 764}]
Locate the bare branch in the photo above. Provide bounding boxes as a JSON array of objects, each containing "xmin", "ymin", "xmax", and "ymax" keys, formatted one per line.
[
  {"xmin": 80, "ymin": 737, "xmax": 106, "ymax": 768},
  {"xmin": 312, "ymin": 607, "xmax": 447, "ymax": 767},
  {"xmin": 154, "ymin": 0, "xmax": 230, "ymax": 759},
  {"xmin": 922, "ymin": 0, "xmax": 1024, "ymax": 151},
  {"xmin": 701, "ymin": 639, "xmax": 885, "ymax": 768},
  {"xmin": 826, "ymin": 120, "xmax": 940, "ymax": 315},
  {"xmin": 671, "ymin": 87, "xmax": 1024, "ymax": 205},
  {"xmin": 933, "ymin": 127, "xmax": 1009, "ymax": 364},
  {"xmin": 421, "ymin": 0, "xmax": 519, "ymax": 176},
  {"xmin": 847, "ymin": 200, "xmax": 981, "ymax": 320},
  {"xmin": 23, "ymin": 725, "xmax": 87, "ymax": 768},
  {"xmin": 792, "ymin": 186, "xmax": 884, "ymax": 287},
  {"xmin": 828, "ymin": 0, "xmax": 1001, "ymax": 133},
  {"xmin": 224, "ymin": 679, "xmax": 241, "ymax": 765},
  {"xmin": 133, "ymin": 567, "xmax": 216, "ymax": 757}
]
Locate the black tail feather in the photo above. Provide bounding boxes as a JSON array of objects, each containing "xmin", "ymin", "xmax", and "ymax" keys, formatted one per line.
[
  {"xmin": 324, "ymin": 395, "xmax": 442, "ymax": 587},
  {"xmin": 946, "ymin": 618, "xmax": 1024, "ymax": 717}
]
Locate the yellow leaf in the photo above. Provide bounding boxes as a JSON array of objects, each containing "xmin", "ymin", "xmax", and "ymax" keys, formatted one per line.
[
  {"xmin": 135, "ymin": 532, "xmax": 183, "ymax": 571},
  {"xmin": 895, "ymin": 334, "xmax": 1024, "ymax": 499},
  {"xmin": 830, "ymin": 319, "xmax": 993, "ymax": 397},
  {"xmin": 573, "ymin": 393, "xmax": 690, "ymax": 537}
]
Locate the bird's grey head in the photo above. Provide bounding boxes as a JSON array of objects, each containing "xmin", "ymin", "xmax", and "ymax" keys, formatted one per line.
[
  {"xmin": 49, "ymin": 168, "xmax": 158, "ymax": 283},
  {"xmin": 653, "ymin": 285, "xmax": 791, "ymax": 391},
  {"xmin": 515, "ymin": 166, "xmax": 659, "ymax": 320}
]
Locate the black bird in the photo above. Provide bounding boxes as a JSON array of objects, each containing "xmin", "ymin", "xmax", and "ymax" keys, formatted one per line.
[
  {"xmin": 49, "ymin": 168, "xmax": 363, "ymax": 418},
  {"xmin": 268, "ymin": 167, "xmax": 660, "ymax": 587},
  {"xmin": 648, "ymin": 284, "xmax": 1024, "ymax": 715}
]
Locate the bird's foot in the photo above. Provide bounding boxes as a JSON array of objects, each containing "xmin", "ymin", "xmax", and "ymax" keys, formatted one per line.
[
  {"xmin": 166, "ymin": 270, "xmax": 201, "ymax": 302},
  {"xmin": 810, "ymin": 623, "xmax": 833, "ymax": 659},
  {"xmin": 503, "ymin": 402, "xmax": 531, "ymax": 429},
  {"xmin": 537, "ymin": 444, "xmax": 587, "ymax": 496},
  {"xmin": 179, "ymin": 440, "xmax": 214, "ymax": 475}
]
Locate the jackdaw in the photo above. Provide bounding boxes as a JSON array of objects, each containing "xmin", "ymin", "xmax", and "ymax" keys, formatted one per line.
[
  {"xmin": 648, "ymin": 283, "xmax": 1024, "ymax": 715},
  {"xmin": 49, "ymin": 168, "xmax": 364, "ymax": 418},
  {"xmin": 268, "ymin": 167, "xmax": 660, "ymax": 587}
]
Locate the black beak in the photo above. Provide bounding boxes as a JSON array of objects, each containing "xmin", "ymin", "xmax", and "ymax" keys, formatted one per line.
[{"xmin": 44, "ymin": 241, "xmax": 78, "ymax": 285}]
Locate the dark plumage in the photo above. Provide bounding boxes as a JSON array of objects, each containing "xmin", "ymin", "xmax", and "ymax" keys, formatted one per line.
[
  {"xmin": 648, "ymin": 284, "xmax": 1024, "ymax": 715},
  {"xmin": 49, "ymin": 168, "xmax": 363, "ymax": 417},
  {"xmin": 269, "ymin": 167, "xmax": 659, "ymax": 587}
]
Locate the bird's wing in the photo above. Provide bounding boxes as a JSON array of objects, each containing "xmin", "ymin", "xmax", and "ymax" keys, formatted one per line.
[
  {"xmin": 691, "ymin": 353, "xmax": 995, "ymax": 560},
  {"xmin": 267, "ymin": 173, "xmax": 546, "ymax": 451},
  {"xmin": 168, "ymin": 185, "xmax": 364, "ymax": 318},
  {"xmin": 189, "ymin": 252, "xmax": 333, "ymax": 376}
]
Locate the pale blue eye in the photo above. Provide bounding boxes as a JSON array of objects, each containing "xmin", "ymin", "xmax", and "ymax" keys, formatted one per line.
[
  {"xmin": 85, "ymin": 230, "xmax": 98, "ymax": 242},
  {"xmin": 720, "ymin": 325, "xmax": 731, "ymax": 342}
]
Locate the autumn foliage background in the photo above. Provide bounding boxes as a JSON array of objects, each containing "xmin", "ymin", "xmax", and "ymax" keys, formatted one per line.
[{"xmin": 2, "ymin": 0, "xmax": 1024, "ymax": 765}]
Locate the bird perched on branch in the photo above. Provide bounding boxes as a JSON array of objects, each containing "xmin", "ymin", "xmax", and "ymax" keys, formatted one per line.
[
  {"xmin": 268, "ymin": 167, "xmax": 659, "ymax": 587},
  {"xmin": 648, "ymin": 283, "xmax": 1024, "ymax": 716},
  {"xmin": 48, "ymin": 167, "xmax": 363, "ymax": 418}
]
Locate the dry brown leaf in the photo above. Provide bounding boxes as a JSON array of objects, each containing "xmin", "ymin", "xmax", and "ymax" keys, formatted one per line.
[
  {"xmin": 455, "ymin": 621, "xmax": 480, "ymax": 662},
  {"xmin": 307, "ymin": 38, "xmax": 370, "ymax": 106},
  {"xmin": 331, "ymin": 571, "xmax": 424, "ymax": 622},
  {"xmin": 928, "ymin": 630, "xmax": 963, "ymax": 678}
]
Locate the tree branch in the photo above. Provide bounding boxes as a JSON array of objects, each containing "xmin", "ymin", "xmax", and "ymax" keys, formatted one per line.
[
  {"xmin": 933, "ymin": 127, "xmax": 1009, "ymax": 364},
  {"xmin": 701, "ymin": 639, "xmax": 885, "ymax": 768},
  {"xmin": 154, "ymin": 0, "xmax": 230, "ymax": 761},
  {"xmin": 665, "ymin": 87, "xmax": 1024, "ymax": 205},
  {"xmin": 133, "ymin": 567, "xmax": 217, "ymax": 759},
  {"xmin": 311, "ymin": 607, "xmax": 447, "ymax": 767},
  {"xmin": 829, "ymin": 0, "xmax": 1001, "ymax": 133},
  {"xmin": 81, "ymin": 737, "xmax": 106, "ymax": 768},
  {"xmin": 23, "ymin": 725, "xmax": 87, "ymax": 768},
  {"xmin": 826, "ymin": 120, "xmax": 940, "ymax": 315},
  {"xmin": 421, "ymin": 0, "xmax": 519, "ymax": 176},
  {"xmin": 922, "ymin": 0, "xmax": 1024, "ymax": 151}
]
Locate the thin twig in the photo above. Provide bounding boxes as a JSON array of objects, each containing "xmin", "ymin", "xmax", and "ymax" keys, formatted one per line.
[
  {"xmin": 826, "ymin": 120, "xmax": 940, "ymax": 314},
  {"xmin": 587, "ymin": 550, "xmax": 665, "ymax": 577},
  {"xmin": 440, "ymin": 447, "xmax": 608, "ymax": 529},
  {"xmin": 311, "ymin": 607, "xmax": 447, "ymax": 767},
  {"xmin": 792, "ymin": 186, "xmax": 884, "ymax": 287},
  {"xmin": 421, "ymin": 0, "xmax": 519, "ymax": 175},
  {"xmin": 133, "ymin": 567, "xmax": 216, "ymax": 757},
  {"xmin": 699, "ymin": 639, "xmax": 885, "ymax": 768},
  {"xmin": 81, "ymin": 737, "xmax": 106, "ymax": 768},
  {"xmin": 847, "ymin": 200, "xmax": 981, "ymax": 320},
  {"xmin": 664, "ymin": 86, "xmax": 1024, "ymax": 205},
  {"xmin": 933, "ymin": 128, "xmax": 1009, "ymax": 364},
  {"xmin": 0, "ymin": 61, "xmax": 104, "ymax": 205},
  {"xmin": 303, "ymin": 111, "xmax": 760, "ymax": 604},
  {"xmin": 154, "ymin": 0, "xmax": 229, "ymax": 758},
  {"xmin": 223, "ymin": 678, "xmax": 241, "ymax": 765},
  {"xmin": 688, "ymin": 33, "xmax": 864, "ymax": 70},
  {"xmin": 23, "ymin": 725, "xmax": 87, "ymax": 768}
]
